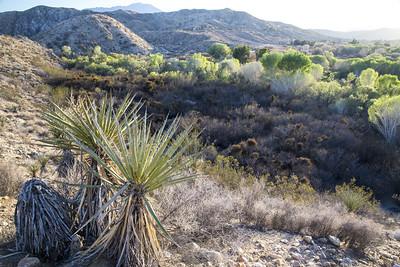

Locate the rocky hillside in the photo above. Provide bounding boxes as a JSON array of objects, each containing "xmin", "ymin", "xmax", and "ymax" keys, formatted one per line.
[
  {"xmin": 0, "ymin": 6, "xmax": 331, "ymax": 54},
  {"xmin": 108, "ymin": 9, "xmax": 329, "ymax": 53},
  {"xmin": 0, "ymin": 36, "xmax": 57, "ymax": 169},
  {"xmin": 35, "ymin": 14, "xmax": 153, "ymax": 55},
  {"xmin": 0, "ymin": 6, "xmax": 91, "ymax": 37}
]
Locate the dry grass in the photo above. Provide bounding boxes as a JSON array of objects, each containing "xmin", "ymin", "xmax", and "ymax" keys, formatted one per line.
[
  {"xmin": 0, "ymin": 162, "xmax": 24, "ymax": 196},
  {"xmin": 155, "ymin": 177, "xmax": 382, "ymax": 252}
]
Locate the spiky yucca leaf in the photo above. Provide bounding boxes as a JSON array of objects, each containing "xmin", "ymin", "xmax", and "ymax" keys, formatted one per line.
[
  {"xmin": 43, "ymin": 94, "xmax": 142, "ymax": 154},
  {"xmin": 70, "ymin": 115, "xmax": 197, "ymax": 267},
  {"xmin": 42, "ymin": 95, "xmax": 142, "ymax": 241}
]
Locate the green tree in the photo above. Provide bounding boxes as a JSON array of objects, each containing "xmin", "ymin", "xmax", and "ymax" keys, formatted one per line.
[
  {"xmin": 376, "ymin": 74, "xmax": 400, "ymax": 95},
  {"xmin": 207, "ymin": 43, "xmax": 232, "ymax": 60},
  {"xmin": 358, "ymin": 68, "xmax": 379, "ymax": 88},
  {"xmin": 260, "ymin": 52, "xmax": 283, "ymax": 73},
  {"xmin": 256, "ymin": 48, "xmax": 269, "ymax": 60},
  {"xmin": 278, "ymin": 51, "xmax": 312, "ymax": 72},
  {"xmin": 368, "ymin": 95, "xmax": 400, "ymax": 143},
  {"xmin": 233, "ymin": 45, "xmax": 251, "ymax": 64}
]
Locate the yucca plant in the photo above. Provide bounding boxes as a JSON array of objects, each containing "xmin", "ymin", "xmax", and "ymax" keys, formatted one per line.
[
  {"xmin": 43, "ymin": 95, "xmax": 142, "ymax": 241},
  {"xmin": 70, "ymin": 115, "xmax": 197, "ymax": 267}
]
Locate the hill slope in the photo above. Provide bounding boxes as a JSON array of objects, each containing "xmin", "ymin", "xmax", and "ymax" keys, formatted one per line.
[
  {"xmin": 88, "ymin": 2, "xmax": 161, "ymax": 13},
  {"xmin": 313, "ymin": 28, "xmax": 400, "ymax": 41},
  {"xmin": 34, "ymin": 14, "xmax": 152, "ymax": 54},
  {"xmin": 107, "ymin": 9, "xmax": 330, "ymax": 53},
  {"xmin": 0, "ymin": 6, "xmax": 331, "ymax": 54},
  {"xmin": 0, "ymin": 6, "xmax": 91, "ymax": 37}
]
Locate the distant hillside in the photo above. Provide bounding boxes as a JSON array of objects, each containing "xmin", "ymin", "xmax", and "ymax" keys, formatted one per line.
[
  {"xmin": 0, "ymin": 6, "xmax": 91, "ymax": 37},
  {"xmin": 0, "ymin": 6, "xmax": 331, "ymax": 54},
  {"xmin": 106, "ymin": 9, "xmax": 330, "ymax": 53},
  {"xmin": 34, "ymin": 14, "xmax": 152, "ymax": 55},
  {"xmin": 313, "ymin": 28, "xmax": 400, "ymax": 41},
  {"xmin": 88, "ymin": 2, "xmax": 161, "ymax": 13}
]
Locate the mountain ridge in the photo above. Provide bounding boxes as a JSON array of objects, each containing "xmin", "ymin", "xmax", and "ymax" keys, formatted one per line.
[
  {"xmin": 87, "ymin": 2, "xmax": 161, "ymax": 13},
  {"xmin": 313, "ymin": 28, "xmax": 400, "ymax": 41},
  {"xmin": 0, "ymin": 5, "xmax": 331, "ymax": 54}
]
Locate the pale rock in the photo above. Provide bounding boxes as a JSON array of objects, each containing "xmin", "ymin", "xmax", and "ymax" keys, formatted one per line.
[
  {"xmin": 290, "ymin": 252, "xmax": 303, "ymax": 261},
  {"xmin": 393, "ymin": 231, "xmax": 400, "ymax": 241},
  {"xmin": 17, "ymin": 257, "xmax": 41, "ymax": 267},
  {"xmin": 187, "ymin": 242, "xmax": 201, "ymax": 251},
  {"xmin": 303, "ymin": 236, "xmax": 313, "ymax": 244},
  {"xmin": 199, "ymin": 249, "xmax": 224, "ymax": 264},
  {"xmin": 328, "ymin": 235, "xmax": 341, "ymax": 247}
]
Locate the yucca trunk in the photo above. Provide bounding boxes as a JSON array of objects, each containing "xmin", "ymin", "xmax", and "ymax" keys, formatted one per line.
[
  {"xmin": 72, "ymin": 190, "xmax": 161, "ymax": 267},
  {"xmin": 77, "ymin": 159, "xmax": 108, "ymax": 243},
  {"xmin": 107, "ymin": 194, "xmax": 160, "ymax": 267}
]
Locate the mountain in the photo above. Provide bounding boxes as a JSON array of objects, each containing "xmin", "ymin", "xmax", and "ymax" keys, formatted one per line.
[
  {"xmin": 0, "ymin": 6, "xmax": 331, "ymax": 54},
  {"xmin": 0, "ymin": 6, "xmax": 91, "ymax": 37},
  {"xmin": 106, "ymin": 9, "xmax": 330, "ymax": 53},
  {"xmin": 313, "ymin": 28, "xmax": 400, "ymax": 41},
  {"xmin": 34, "ymin": 14, "xmax": 152, "ymax": 54},
  {"xmin": 88, "ymin": 2, "xmax": 161, "ymax": 13}
]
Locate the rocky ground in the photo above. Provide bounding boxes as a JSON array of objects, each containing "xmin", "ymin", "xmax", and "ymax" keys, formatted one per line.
[
  {"xmin": 161, "ymin": 227, "xmax": 400, "ymax": 267},
  {"xmin": 1, "ymin": 194, "xmax": 400, "ymax": 267}
]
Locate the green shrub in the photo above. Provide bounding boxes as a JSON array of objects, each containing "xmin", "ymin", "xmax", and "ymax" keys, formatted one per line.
[
  {"xmin": 201, "ymin": 155, "xmax": 256, "ymax": 189},
  {"xmin": 335, "ymin": 179, "xmax": 378, "ymax": 213},
  {"xmin": 266, "ymin": 175, "xmax": 316, "ymax": 203}
]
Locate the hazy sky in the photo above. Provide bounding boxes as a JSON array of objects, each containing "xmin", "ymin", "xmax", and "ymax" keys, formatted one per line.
[{"xmin": 0, "ymin": 0, "xmax": 399, "ymax": 31}]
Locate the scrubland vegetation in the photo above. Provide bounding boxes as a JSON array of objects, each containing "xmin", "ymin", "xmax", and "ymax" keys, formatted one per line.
[{"xmin": 2, "ymin": 39, "xmax": 400, "ymax": 267}]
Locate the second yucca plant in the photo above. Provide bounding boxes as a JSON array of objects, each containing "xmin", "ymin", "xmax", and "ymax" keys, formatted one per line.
[
  {"xmin": 70, "ymin": 115, "xmax": 196, "ymax": 266},
  {"xmin": 43, "ymin": 95, "xmax": 142, "ymax": 241}
]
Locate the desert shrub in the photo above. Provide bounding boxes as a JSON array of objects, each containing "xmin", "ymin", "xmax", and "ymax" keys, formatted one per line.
[
  {"xmin": 207, "ymin": 43, "xmax": 232, "ymax": 60},
  {"xmin": 155, "ymin": 177, "xmax": 381, "ymax": 251},
  {"xmin": 310, "ymin": 55, "xmax": 330, "ymax": 69},
  {"xmin": 50, "ymin": 86, "xmax": 71, "ymax": 106},
  {"xmin": 0, "ymin": 162, "xmax": 24, "ymax": 196},
  {"xmin": 239, "ymin": 62, "xmax": 263, "ymax": 84},
  {"xmin": 61, "ymin": 45, "xmax": 72, "ymax": 58},
  {"xmin": 368, "ymin": 95, "xmax": 400, "ymax": 143},
  {"xmin": 335, "ymin": 179, "xmax": 379, "ymax": 213},
  {"xmin": 302, "ymin": 81, "xmax": 347, "ymax": 104},
  {"xmin": 233, "ymin": 45, "xmax": 251, "ymax": 64},
  {"xmin": 164, "ymin": 71, "xmax": 197, "ymax": 88},
  {"xmin": 266, "ymin": 175, "xmax": 317, "ymax": 203},
  {"xmin": 358, "ymin": 68, "xmax": 379, "ymax": 88},
  {"xmin": 217, "ymin": 58, "xmax": 240, "ymax": 81},
  {"xmin": 271, "ymin": 71, "xmax": 315, "ymax": 95},
  {"xmin": 201, "ymin": 155, "xmax": 257, "ymax": 189},
  {"xmin": 148, "ymin": 53, "xmax": 164, "ymax": 72},
  {"xmin": 309, "ymin": 63, "xmax": 324, "ymax": 80},
  {"xmin": 376, "ymin": 74, "xmax": 400, "ymax": 95},
  {"xmin": 187, "ymin": 53, "xmax": 218, "ymax": 80}
]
